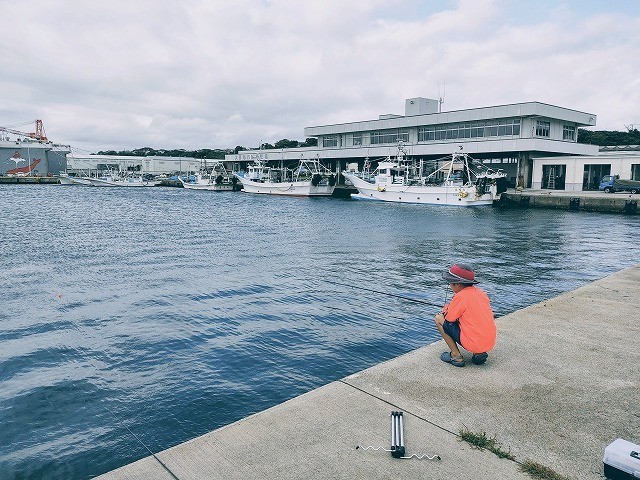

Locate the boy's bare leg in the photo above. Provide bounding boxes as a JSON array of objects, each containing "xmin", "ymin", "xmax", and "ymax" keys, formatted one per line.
[{"xmin": 434, "ymin": 315, "xmax": 463, "ymax": 359}]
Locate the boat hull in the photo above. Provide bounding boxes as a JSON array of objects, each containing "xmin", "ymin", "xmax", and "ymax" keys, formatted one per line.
[
  {"xmin": 344, "ymin": 173, "xmax": 498, "ymax": 206},
  {"xmin": 180, "ymin": 179, "xmax": 234, "ymax": 191},
  {"xmin": 71, "ymin": 177, "xmax": 93, "ymax": 186},
  {"xmin": 182, "ymin": 183, "xmax": 234, "ymax": 191},
  {"xmin": 58, "ymin": 175, "xmax": 92, "ymax": 186},
  {"xmin": 57, "ymin": 175, "xmax": 77, "ymax": 185},
  {"xmin": 88, "ymin": 178, "xmax": 160, "ymax": 187},
  {"xmin": 236, "ymin": 175, "xmax": 335, "ymax": 196}
]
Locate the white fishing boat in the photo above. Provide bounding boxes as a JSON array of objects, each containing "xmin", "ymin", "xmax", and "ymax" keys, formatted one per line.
[
  {"xmin": 343, "ymin": 144, "xmax": 507, "ymax": 206},
  {"xmin": 57, "ymin": 173, "xmax": 92, "ymax": 186},
  {"xmin": 58, "ymin": 173, "xmax": 79, "ymax": 185},
  {"xmin": 180, "ymin": 161, "xmax": 237, "ymax": 191},
  {"xmin": 88, "ymin": 173, "xmax": 160, "ymax": 187},
  {"xmin": 234, "ymin": 156, "xmax": 336, "ymax": 196}
]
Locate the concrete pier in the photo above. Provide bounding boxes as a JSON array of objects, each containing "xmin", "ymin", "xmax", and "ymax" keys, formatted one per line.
[
  {"xmin": 500, "ymin": 189, "xmax": 640, "ymax": 214},
  {"xmin": 0, "ymin": 176, "xmax": 59, "ymax": 184},
  {"xmin": 97, "ymin": 266, "xmax": 640, "ymax": 479}
]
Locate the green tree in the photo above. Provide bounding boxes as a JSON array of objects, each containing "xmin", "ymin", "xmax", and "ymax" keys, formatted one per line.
[
  {"xmin": 274, "ymin": 139, "xmax": 299, "ymax": 149},
  {"xmin": 578, "ymin": 129, "xmax": 640, "ymax": 146},
  {"xmin": 94, "ymin": 137, "xmax": 319, "ymax": 156}
]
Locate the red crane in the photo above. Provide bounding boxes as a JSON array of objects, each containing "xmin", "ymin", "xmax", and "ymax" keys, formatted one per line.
[{"xmin": 0, "ymin": 119, "xmax": 48, "ymax": 141}]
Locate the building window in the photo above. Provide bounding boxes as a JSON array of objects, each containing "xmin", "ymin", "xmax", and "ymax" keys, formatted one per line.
[
  {"xmin": 353, "ymin": 133, "xmax": 362, "ymax": 146},
  {"xmin": 536, "ymin": 120, "xmax": 550, "ymax": 137},
  {"xmin": 370, "ymin": 129, "xmax": 409, "ymax": 145},
  {"xmin": 583, "ymin": 164, "xmax": 611, "ymax": 190},
  {"xmin": 418, "ymin": 126, "xmax": 435, "ymax": 141},
  {"xmin": 631, "ymin": 164, "xmax": 640, "ymax": 181},
  {"xmin": 323, "ymin": 135, "xmax": 338, "ymax": 148},
  {"xmin": 542, "ymin": 164, "xmax": 566, "ymax": 189},
  {"xmin": 417, "ymin": 118, "xmax": 520, "ymax": 143},
  {"xmin": 563, "ymin": 125, "xmax": 576, "ymax": 141}
]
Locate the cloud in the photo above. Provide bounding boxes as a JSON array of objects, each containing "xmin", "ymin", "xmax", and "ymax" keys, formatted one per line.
[{"xmin": 0, "ymin": 0, "xmax": 638, "ymax": 152}]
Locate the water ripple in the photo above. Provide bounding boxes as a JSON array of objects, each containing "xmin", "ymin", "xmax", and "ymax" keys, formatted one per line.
[{"xmin": 0, "ymin": 185, "xmax": 638, "ymax": 479}]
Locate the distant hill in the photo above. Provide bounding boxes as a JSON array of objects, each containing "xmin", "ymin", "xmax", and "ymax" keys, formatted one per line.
[{"xmin": 578, "ymin": 128, "xmax": 640, "ymax": 146}]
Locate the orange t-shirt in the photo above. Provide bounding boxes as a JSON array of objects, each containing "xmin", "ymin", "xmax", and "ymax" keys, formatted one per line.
[{"xmin": 443, "ymin": 285, "xmax": 496, "ymax": 353}]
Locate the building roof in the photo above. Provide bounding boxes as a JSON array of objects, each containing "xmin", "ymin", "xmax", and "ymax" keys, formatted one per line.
[
  {"xmin": 304, "ymin": 101, "xmax": 597, "ymax": 137},
  {"xmin": 599, "ymin": 145, "xmax": 640, "ymax": 152}
]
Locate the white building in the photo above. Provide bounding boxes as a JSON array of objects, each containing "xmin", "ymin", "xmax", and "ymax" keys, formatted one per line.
[
  {"xmin": 532, "ymin": 149, "xmax": 640, "ymax": 191},
  {"xmin": 226, "ymin": 98, "xmax": 599, "ymax": 188},
  {"xmin": 66, "ymin": 154, "xmax": 213, "ymax": 175}
]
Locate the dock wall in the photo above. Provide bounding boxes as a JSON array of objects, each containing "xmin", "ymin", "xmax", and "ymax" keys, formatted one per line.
[
  {"xmin": 0, "ymin": 176, "xmax": 59, "ymax": 184},
  {"xmin": 500, "ymin": 190, "xmax": 639, "ymax": 214}
]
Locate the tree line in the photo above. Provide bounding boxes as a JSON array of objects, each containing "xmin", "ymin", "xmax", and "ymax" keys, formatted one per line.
[
  {"xmin": 96, "ymin": 130, "xmax": 639, "ymax": 157},
  {"xmin": 96, "ymin": 138, "xmax": 318, "ymax": 158},
  {"xmin": 577, "ymin": 128, "xmax": 640, "ymax": 146}
]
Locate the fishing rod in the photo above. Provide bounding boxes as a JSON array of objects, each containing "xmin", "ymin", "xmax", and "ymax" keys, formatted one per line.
[{"xmin": 319, "ymin": 279, "xmax": 447, "ymax": 310}]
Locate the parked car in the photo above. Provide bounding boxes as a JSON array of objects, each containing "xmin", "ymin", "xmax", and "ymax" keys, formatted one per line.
[{"xmin": 599, "ymin": 175, "xmax": 640, "ymax": 194}]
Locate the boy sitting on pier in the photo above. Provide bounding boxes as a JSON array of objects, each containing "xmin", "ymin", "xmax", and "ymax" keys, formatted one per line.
[{"xmin": 434, "ymin": 263, "xmax": 496, "ymax": 367}]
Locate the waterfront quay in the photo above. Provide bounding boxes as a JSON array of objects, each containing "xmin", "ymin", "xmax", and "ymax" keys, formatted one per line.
[
  {"xmin": 500, "ymin": 188, "xmax": 640, "ymax": 214},
  {"xmin": 96, "ymin": 265, "xmax": 639, "ymax": 480},
  {"xmin": 0, "ymin": 176, "xmax": 59, "ymax": 184}
]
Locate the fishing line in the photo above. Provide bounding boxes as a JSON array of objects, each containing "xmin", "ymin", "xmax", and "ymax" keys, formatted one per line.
[
  {"xmin": 51, "ymin": 280, "xmax": 446, "ymax": 478},
  {"xmin": 316, "ymin": 278, "xmax": 446, "ymax": 310},
  {"xmin": 101, "ymin": 403, "xmax": 181, "ymax": 480},
  {"xmin": 311, "ymin": 293, "xmax": 440, "ymax": 337},
  {"xmin": 61, "ymin": 315, "xmax": 183, "ymax": 480}
]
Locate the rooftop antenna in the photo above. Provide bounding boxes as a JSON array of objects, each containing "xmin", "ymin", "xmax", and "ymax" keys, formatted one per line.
[{"xmin": 438, "ymin": 82, "xmax": 446, "ymax": 113}]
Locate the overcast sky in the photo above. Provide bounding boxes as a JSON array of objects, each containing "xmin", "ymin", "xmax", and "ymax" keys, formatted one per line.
[{"xmin": 1, "ymin": 0, "xmax": 639, "ymax": 153}]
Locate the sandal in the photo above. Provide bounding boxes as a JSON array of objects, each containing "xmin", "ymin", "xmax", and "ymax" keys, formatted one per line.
[
  {"xmin": 440, "ymin": 351, "xmax": 465, "ymax": 367},
  {"xmin": 472, "ymin": 353, "xmax": 488, "ymax": 365}
]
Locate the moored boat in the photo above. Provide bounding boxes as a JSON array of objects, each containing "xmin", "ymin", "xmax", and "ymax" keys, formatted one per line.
[
  {"xmin": 234, "ymin": 156, "xmax": 336, "ymax": 196},
  {"xmin": 88, "ymin": 174, "xmax": 160, "ymax": 187},
  {"xmin": 57, "ymin": 173, "xmax": 92, "ymax": 186},
  {"xmin": 57, "ymin": 173, "xmax": 78, "ymax": 185},
  {"xmin": 179, "ymin": 162, "xmax": 237, "ymax": 191},
  {"xmin": 343, "ymin": 144, "xmax": 507, "ymax": 206}
]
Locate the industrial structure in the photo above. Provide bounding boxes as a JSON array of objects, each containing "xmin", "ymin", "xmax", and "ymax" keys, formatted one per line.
[
  {"xmin": 0, "ymin": 120, "xmax": 70, "ymax": 176},
  {"xmin": 66, "ymin": 154, "xmax": 209, "ymax": 176}
]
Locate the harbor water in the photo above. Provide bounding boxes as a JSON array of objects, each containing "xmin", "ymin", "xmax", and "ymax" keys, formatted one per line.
[{"xmin": 1, "ymin": 185, "xmax": 638, "ymax": 480}]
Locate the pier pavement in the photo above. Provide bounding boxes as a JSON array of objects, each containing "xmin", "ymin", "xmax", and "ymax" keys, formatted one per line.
[{"xmin": 96, "ymin": 265, "xmax": 640, "ymax": 480}]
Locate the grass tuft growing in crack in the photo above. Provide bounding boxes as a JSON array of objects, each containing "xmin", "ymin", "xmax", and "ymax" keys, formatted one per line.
[
  {"xmin": 519, "ymin": 460, "xmax": 572, "ymax": 480},
  {"xmin": 459, "ymin": 427, "xmax": 515, "ymax": 460},
  {"xmin": 459, "ymin": 428, "xmax": 573, "ymax": 480}
]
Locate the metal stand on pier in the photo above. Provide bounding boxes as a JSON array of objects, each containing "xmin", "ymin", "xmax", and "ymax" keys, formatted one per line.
[
  {"xmin": 357, "ymin": 411, "xmax": 441, "ymax": 461},
  {"xmin": 391, "ymin": 411, "xmax": 406, "ymax": 458}
]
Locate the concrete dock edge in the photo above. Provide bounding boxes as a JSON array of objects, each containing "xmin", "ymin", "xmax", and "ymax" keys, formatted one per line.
[
  {"xmin": 500, "ymin": 189, "xmax": 640, "ymax": 213},
  {"xmin": 96, "ymin": 265, "xmax": 640, "ymax": 480}
]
